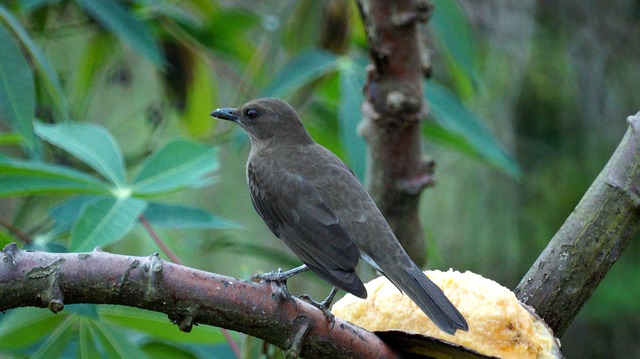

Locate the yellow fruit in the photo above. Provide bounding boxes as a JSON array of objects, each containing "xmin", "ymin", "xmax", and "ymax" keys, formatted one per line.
[{"xmin": 332, "ymin": 270, "xmax": 561, "ymax": 359}]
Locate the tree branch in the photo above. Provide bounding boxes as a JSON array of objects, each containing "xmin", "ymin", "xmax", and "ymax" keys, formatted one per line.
[
  {"xmin": 357, "ymin": 0, "xmax": 435, "ymax": 266},
  {"xmin": 0, "ymin": 243, "xmax": 400, "ymax": 359},
  {"xmin": 515, "ymin": 113, "xmax": 640, "ymax": 336}
]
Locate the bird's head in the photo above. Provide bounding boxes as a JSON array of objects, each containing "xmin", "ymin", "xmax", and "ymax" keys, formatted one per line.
[{"xmin": 211, "ymin": 98, "xmax": 314, "ymax": 146}]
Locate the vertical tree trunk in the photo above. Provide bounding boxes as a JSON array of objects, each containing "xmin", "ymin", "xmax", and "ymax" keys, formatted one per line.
[{"xmin": 356, "ymin": 0, "xmax": 435, "ymax": 266}]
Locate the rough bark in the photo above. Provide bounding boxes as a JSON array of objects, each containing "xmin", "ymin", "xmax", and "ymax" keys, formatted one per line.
[
  {"xmin": 356, "ymin": 0, "xmax": 435, "ymax": 266},
  {"xmin": 0, "ymin": 243, "xmax": 400, "ymax": 359},
  {"xmin": 515, "ymin": 113, "xmax": 640, "ymax": 336}
]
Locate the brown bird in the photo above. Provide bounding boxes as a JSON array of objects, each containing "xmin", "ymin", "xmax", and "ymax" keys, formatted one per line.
[{"xmin": 211, "ymin": 98, "xmax": 468, "ymax": 335}]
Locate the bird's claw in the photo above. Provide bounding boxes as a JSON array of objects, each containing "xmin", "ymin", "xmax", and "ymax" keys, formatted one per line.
[
  {"xmin": 298, "ymin": 288, "xmax": 339, "ymax": 329},
  {"xmin": 252, "ymin": 265, "xmax": 310, "ymax": 300},
  {"xmin": 252, "ymin": 268, "xmax": 294, "ymax": 299},
  {"xmin": 251, "ymin": 268, "xmax": 285, "ymax": 282}
]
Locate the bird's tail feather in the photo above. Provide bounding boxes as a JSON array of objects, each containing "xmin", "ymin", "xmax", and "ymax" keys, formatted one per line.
[{"xmin": 396, "ymin": 266, "xmax": 469, "ymax": 335}]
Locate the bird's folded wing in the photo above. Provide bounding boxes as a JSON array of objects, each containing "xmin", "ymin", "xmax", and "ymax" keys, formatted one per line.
[{"xmin": 248, "ymin": 161, "xmax": 366, "ymax": 297}]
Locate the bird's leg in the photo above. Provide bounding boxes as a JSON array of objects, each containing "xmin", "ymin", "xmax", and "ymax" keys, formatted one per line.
[
  {"xmin": 252, "ymin": 264, "xmax": 309, "ymax": 299},
  {"xmin": 298, "ymin": 287, "xmax": 340, "ymax": 328}
]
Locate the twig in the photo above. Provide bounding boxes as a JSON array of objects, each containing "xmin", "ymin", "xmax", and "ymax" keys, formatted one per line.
[
  {"xmin": 515, "ymin": 113, "xmax": 640, "ymax": 336},
  {"xmin": 0, "ymin": 244, "xmax": 401, "ymax": 359}
]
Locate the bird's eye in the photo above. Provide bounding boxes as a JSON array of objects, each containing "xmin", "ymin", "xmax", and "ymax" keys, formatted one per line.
[{"xmin": 245, "ymin": 108, "xmax": 258, "ymax": 119}]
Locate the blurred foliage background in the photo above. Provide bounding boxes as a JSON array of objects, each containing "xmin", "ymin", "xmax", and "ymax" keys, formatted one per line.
[{"xmin": 0, "ymin": 0, "xmax": 639, "ymax": 358}]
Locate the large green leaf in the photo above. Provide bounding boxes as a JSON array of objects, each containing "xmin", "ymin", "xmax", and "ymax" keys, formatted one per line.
[
  {"xmin": 425, "ymin": 80, "xmax": 521, "ymax": 178},
  {"xmin": 75, "ymin": 0, "xmax": 164, "ymax": 66},
  {"xmin": 35, "ymin": 122, "xmax": 126, "ymax": 186},
  {"xmin": 141, "ymin": 341, "xmax": 201, "ymax": 359},
  {"xmin": 31, "ymin": 315, "xmax": 76, "ymax": 359},
  {"xmin": 132, "ymin": 0, "xmax": 201, "ymax": 27},
  {"xmin": 17, "ymin": 0, "xmax": 52, "ymax": 12},
  {"xmin": 48, "ymin": 195, "xmax": 101, "ymax": 236},
  {"xmin": 337, "ymin": 57, "xmax": 366, "ymax": 179},
  {"xmin": 71, "ymin": 32, "xmax": 115, "ymax": 112},
  {"xmin": 91, "ymin": 321, "xmax": 149, "ymax": 359},
  {"xmin": 0, "ymin": 5, "xmax": 70, "ymax": 121},
  {"xmin": 69, "ymin": 196, "xmax": 147, "ymax": 251},
  {"xmin": 0, "ymin": 20, "xmax": 36, "ymax": 154},
  {"xmin": 182, "ymin": 55, "xmax": 217, "ymax": 138},
  {"xmin": 0, "ymin": 176, "xmax": 108, "ymax": 196},
  {"xmin": 0, "ymin": 158, "xmax": 111, "ymax": 196},
  {"xmin": 131, "ymin": 139, "xmax": 218, "ymax": 195},
  {"xmin": 0, "ymin": 231, "xmax": 13, "ymax": 248},
  {"xmin": 262, "ymin": 49, "xmax": 339, "ymax": 97},
  {"xmin": 143, "ymin": 202, "xmax": 240, "ymax": 229},
  {"xmin": 422, "ymin": 121, "xmax": 478, "ymax": 156},
  {"xmin": 199, "ymin": 10, "xmax": 259, "ymax": 62},
  {"xmin": 282, "ymin": 0, "xmax": 324, "ymax": 53},
  {"xmin": 78, "ymin": 317, "xmax": 103, "ymax": 359},
  {"xmin": 66, "ymin": 303, "xmax": 100, "ymax": 319},
  {"xmin": 0, "ymin": 308, "xmax": 66, "ymax": 349},
  {"xmin": 430, "ymin": 0, "xmax": 477, "ymax": 97}
]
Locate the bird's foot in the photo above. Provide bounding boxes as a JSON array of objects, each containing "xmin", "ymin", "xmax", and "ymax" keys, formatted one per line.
[
  {"xmin": 252, "ymin": 265, "xmax": 310, "ymax": 299},
  {"xmin": 298, "ymin": 287, "xmax": 339, "ymax": 328}
]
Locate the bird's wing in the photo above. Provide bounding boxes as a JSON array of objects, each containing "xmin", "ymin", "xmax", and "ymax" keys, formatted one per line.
[{"xmin": 247, "ymin": 159, "xmax": 366, "ymax": 298}]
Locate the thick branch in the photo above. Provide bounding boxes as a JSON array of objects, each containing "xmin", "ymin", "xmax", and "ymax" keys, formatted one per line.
[
  {"xmin": 357, "ymin": 0, "xmax": 435, "ymax": 266},
  {"xmin": 515, "ymin": 113, "xmax": 640, "ymax": 336},
  {"xmin": 0, "ymin": 243, "xmax": 399, "ymax": 359}
]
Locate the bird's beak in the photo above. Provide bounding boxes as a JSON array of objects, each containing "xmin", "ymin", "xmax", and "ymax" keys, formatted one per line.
[{"xmin": 210, "ymin": 108, "xmax": 239, "ymax": 122}]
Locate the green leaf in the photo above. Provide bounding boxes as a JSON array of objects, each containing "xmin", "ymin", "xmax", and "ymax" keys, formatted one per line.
[
  {"xmin": 0, "ymin": 158, "xmax": 111, "ymax": 196},
  {"xmin": 0, "ymin": 5, "xmax": 70, "ymax": 121},
  {"xmin": 78, "ymin": 317, "xmax": 103, "ymax": 359},
  {"xmin": 132, "ymin": 139, "xmax": 217, "ymax": 195},
  {"xmin": 182, "ymin": 55, "xmax": 217, "ymax": 138},
  {"xmin": 337, "ymin": 57, "xmax": 366, "ymax": 179},
  {"xmin": 135, "ymin": 1, "xmax": 201, "ymax": 28},
  {"xmin": 66, "ymin": 303, "xmax": 100, "ymax": 319},
  {"xmin": 100, "ymin": 306, "xmax": 226, "ymax": 344},
  {"xmin": 141, "ymin": 341, "xmax": 199, "ymax": 359},
  {"xmin": 197, "ymin": 10, "xmax": 259, "ymax": 62},
  {"xmin": 0, "ymin": 308, "xmax": 66, "ymax": 349},
  {"xmin": 0, "ymin": 21, "xmax": 37, "ymax": 154},
  {"xmin": 19, "ymin": 0, "xmax": 54, "ymax": 13},
  {"xmin": 48, "ymin": 195, "xmax": 100, "ymax": 236},
  {"xmin": 91, "ymin": 320, "xmax": 149, "ymax": 359},
  {"xmin": 35, "ymin": 121, "xmax": 126, "ymax": 186},
  {"xmin": 69, "ymin": 196, "xmax": 147, "ymax": 251},
  {"xmin": 24, "ymin": 240, "xmax": 68, "ymax": 253},
  {"xmin": 143, "ymin": 202, "xmax": 240, "ymax": 229},
  {"xmin": 0, "ymin": 175, "xmax": 108, "ymax": 197},
  {"xmin": 282, "ymin": 0, "xmax": 324, "ymax": 53},
  {"xmin": 422, "ymin": 121, "xmax": 478, "ymax": 156},
  {"xmin": 425, "ymin": 80, "xmax": 521, "ymax": 178},
  {"xmin": 262, "ymin": 49, "xmax": 339, "ymax": 97},
  {"xmin": 31, "ymin": 315, "xmax": 76, "ymax": 359},
  {"xmin": 0, "ymin": 131, "xmax": 23, "ymax": 145},
  {"xmin": 75, "ymin": 0, "xmax": 164, "ymax": 66},
  {"xmin": 430, "ymin": 0, "xmax": 477, "ymax": 97},
  {"xmin": 0, "ymin": 231, "xmax": 14, "ymax": 248},
  {"xmin": 71, "ymin": 32, "xmax": 115, "ymax": 112}
]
